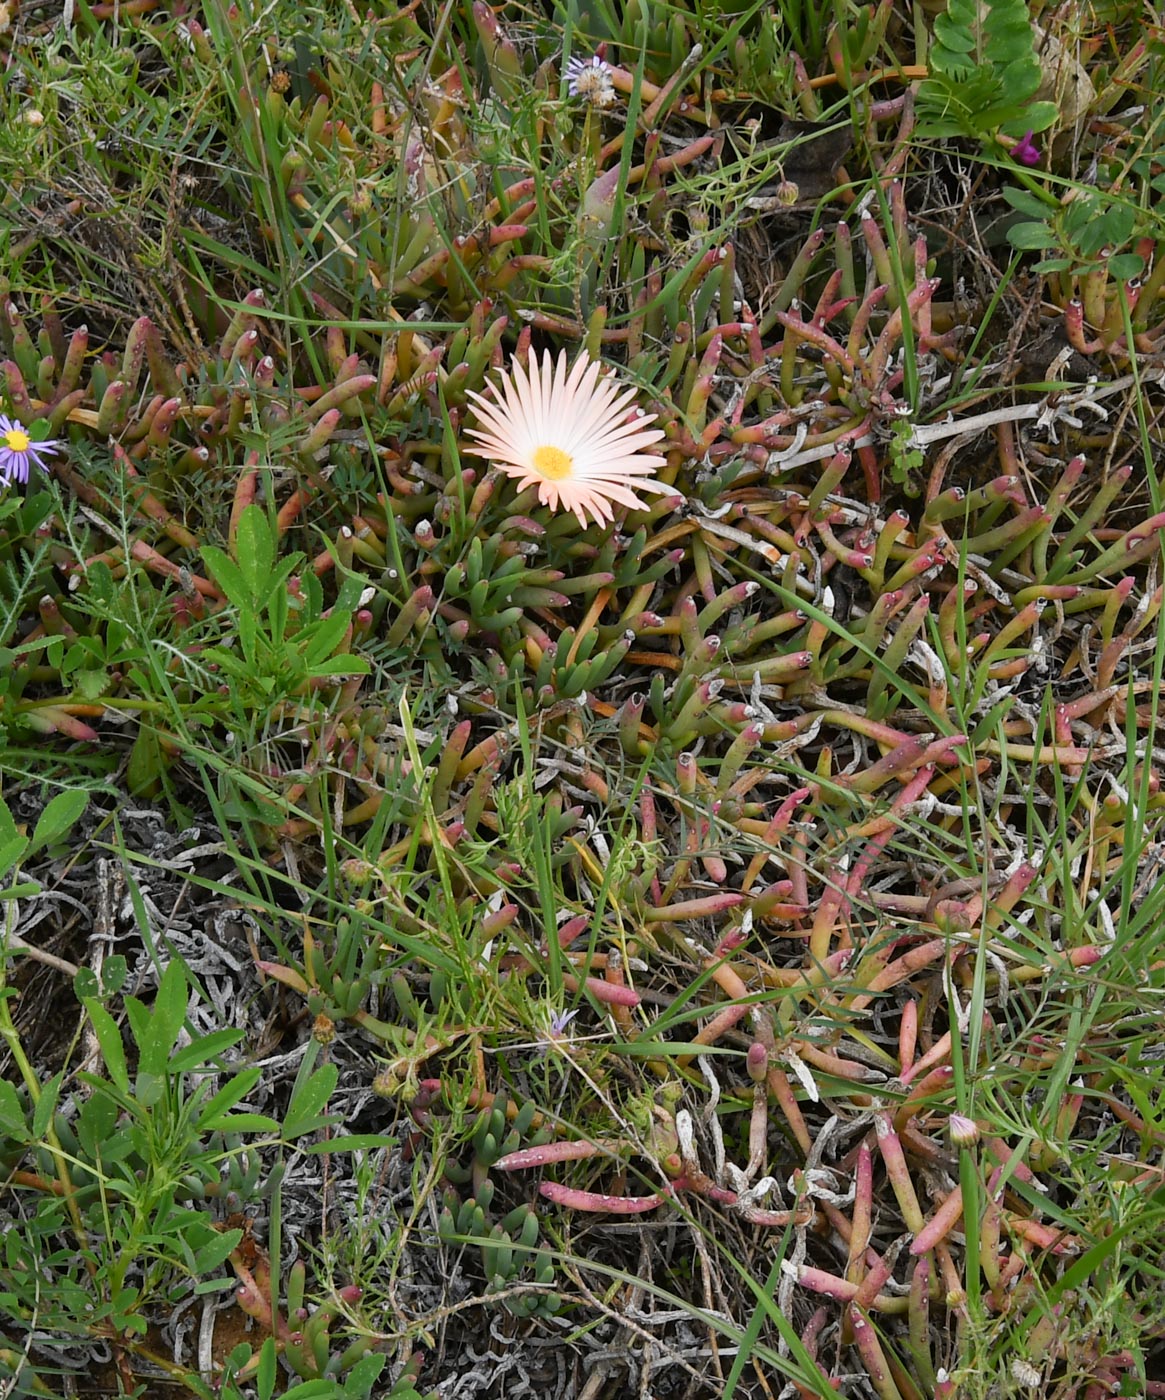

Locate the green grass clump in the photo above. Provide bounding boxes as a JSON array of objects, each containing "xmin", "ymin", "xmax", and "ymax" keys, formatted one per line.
[{"xmin": 1, "ymin": 0, "xmax": 1164, "ymax": 1397}]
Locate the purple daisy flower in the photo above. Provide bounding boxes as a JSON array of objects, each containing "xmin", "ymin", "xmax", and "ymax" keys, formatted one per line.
[
  {"xmin": 1012, "ymin": 131, "xmax": 1041, "ymax": 167},
  {"xmin": 0, "ymin": 415, "xmax": 62, "ymax": 485}
]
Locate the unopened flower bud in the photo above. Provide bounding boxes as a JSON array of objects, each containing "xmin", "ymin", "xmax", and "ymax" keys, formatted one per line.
[
  {"xmin": 949, "ymin": 1113, "xmax": 979, "ymax": 1147},
  {"xmin": 747, "ymin": 1042, "xmax": 769, "ymax": 1084}
]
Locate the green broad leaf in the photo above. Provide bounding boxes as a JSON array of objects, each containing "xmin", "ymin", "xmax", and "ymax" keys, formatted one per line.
[
  {"xmin": 0, "ymin": 1078, "xmax": 28, "ymax": 1140},
  {"xmin": 18, "ymin": 492, "xmax": 54, "ymax": 533},
  {"xmin": 933, "ymin": 12, "xmax": 976, "ymax": 51},
  {"xmin": 299, "ymin": 611, "xmax": 353, "ymax": 665},
  {"xmin": 300, "ymin": 568, "xmax": 326, "ymax": 621},
  {"xmin": 986, "ymin": 27, "xmax": 1037, "ymax": 66},
  {"xmin": 282, "ymin": 1061, "xmax": 340, "ymax": 1139},
  {"xmin": 0, "ymin": 834, "xmax": 29, "ymax": 882},
  {"xmin": 1098, "ymin": 205, "xmax": 1137, "ymax": 247},
  {"xmin": 915, "ymin": 113, "xmax": 971, "ymax": 139},
  {"xmin": 128, "ymin": 724, "xmax": 165, "ymax": 798},
  {"xmin": 1002, "ymin": 187, "xmax": 1056, "ymax": 218},
  {"xmin": 198, "ymin": 646, "xmax": 252, "ymax": 680},
  {"xmin": 1108, "ymin": 253, "xmax": 1146, "ymax": 281},
  {"xmin": 76, "ymin": 1070, "xmax": 136, "ymax": 1119},
  {"xmin": 103, "ymin": 955, "xmax": 128, "ymax": 997},
  {"xmin": 201, "ymin": 545, "xmax": 252, "ymax": 611},
  {"xmin": 234, "ymin": 506, "xmax": 275, "ymax": 602},
  {"xmin": 304, "ymin": 654, "xmax": 371, "ymax": 678},
  {"xmin": 333, "ymin": 569, "xmax": 365, "ymax": 615},
  {"xmin": 967, "ymin": 99, "xmax": 1031, "ymax": 133},
  {"xmin": 31, "ymin": 1071, "xmax": 63, "ymax": 1141},
  {"xmin": 266, "ymin": 578, "xmax": 289, "ymax": 652},
  {"xmin": 0, "ymin": 795, "xmax": 19, "ymax": 847},
  {"xmin": 996, "ymin": 58, "xmax": 1041, "ymax": 102},
  {"xmin": 131, "ymin": 959, "xmax": 188, "ymax": 1096},
  {"xmin": 112, "ymin": 1284, "xmax": 141, "ymax": 1314},
  {"xmin": 303, "ymin": 1132, "xmax": 398, "ymax": 1153},
  {"xmin": 29, "ymin": 790, "xmax": 89, "ymax": 856},
  {"xmin": 237, "ymin": 607, "xmax": 259, "ymax": 667},
  {"xmin": 134, "ymin": 1070, "xmax": 166, "ymax": 1111},
  {"xmin": 1075, "ymin": 222, "xmax": 1119, "ymax": 258},
  {"xmin": 2, "ymin": 880, "xmax": 44, "ymax": 901},
  {"xmin": 169, "ymin": 1028, "xmax": 245, "ymax": 1072},
  {"xmin": 200, "ymin": 1111, "xmax": 280, "ymax": 1133},
  {"xmin": 256, "ymin": 1337, "xmax": 277, "ymax": 1400},
  {"xmin": 192, "ymin": 1227, "xmax": 244, "ymax": 1275},
  {"xmin": 76, "ymin": 670, "xmax": 113, "ymax": 702},
  {"xmin": 1032, "ymin": 256, "xmax": 1073, "ymax": 273},
  {"xmin": 191, "ymin": 1065, "xmax": 266, "ymax": 1130},
  {"xmin": 123, "ymin": 995, "xmax": 149, "ymax": 1055},
  {"xmin": 342, "ymin": 1354, "xmax": 387, "ymax": 1395},
  {"xmin": 1007, "ymin": 221, "xmax": 1059, "ymax": 250},
  {"xmin": 74, "ymin": 1090, "xmax": 120, "ymax": 1159},
  {"xmin": 84, "ymin": 999, "xmax": 130, "ymax": 1092}
]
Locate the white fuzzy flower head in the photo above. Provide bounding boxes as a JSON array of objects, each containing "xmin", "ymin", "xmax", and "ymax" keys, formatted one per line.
[
  {"xmin": 564, "ymin": 54, "xmax": 615, "ymax": 108},
  {"xmin": 463, "ymin": 349, "xmax": 670, "ymax": 528}
]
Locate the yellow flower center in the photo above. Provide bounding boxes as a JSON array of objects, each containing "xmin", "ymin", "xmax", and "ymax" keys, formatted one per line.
[
  {"xmin": 3, "ymin": 428, "xmax": 30, "ymax": 452},
  {"xmin": 532, "ymin": 444, "xmax": 573, "ymax": 481}
]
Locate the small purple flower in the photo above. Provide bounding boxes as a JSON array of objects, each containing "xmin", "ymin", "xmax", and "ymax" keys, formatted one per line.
[
  {"xmin": 535, "ymin": 1005, "xmax": 578, "ymax": 1058},
  {"xmin": 548, "ymin": 1008, "xmax": 578, "ymax": 1038},
  {"xmin": 564, "ymin": 54, "xmax": 615, "ymax": 108},
  {"xmin": 1012, "ymin": 131, "xmax": 1041, "ymax": 167},
  {"xmin": 0, "ymin": 415, "xmax": 61, "ymax": 485}
]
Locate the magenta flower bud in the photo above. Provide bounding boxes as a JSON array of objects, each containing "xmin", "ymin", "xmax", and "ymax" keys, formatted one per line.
[
  {"xmin": 747, "ymin": 1042, "xmax": 768, "ymax": 1084},
  {"xmin": 1011, "ymin": 130, "xmax": 1041, "ymax": 166}
]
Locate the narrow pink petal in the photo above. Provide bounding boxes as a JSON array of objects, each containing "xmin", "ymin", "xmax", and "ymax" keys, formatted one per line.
[
  {"xmin": 563, "ymin": 352, "xmax": 595, "ymax": 402},
  {"xmin": 532, "ymin": 352, "xmax": 557, "ymax": 439},
  {"xmin": 579, "ymin": 420, "xmax": 667, "ymax": 453},
  {"xmin": 561, "ymin": 481, "xmax": 656, "ymax": 513},
  {"xmin": 564, "ymin": 375, "xmax": 624, "ymax": 440},
  {"xmin": 578, "ymin": 442, "xmax": 667, "ymax": 468}
]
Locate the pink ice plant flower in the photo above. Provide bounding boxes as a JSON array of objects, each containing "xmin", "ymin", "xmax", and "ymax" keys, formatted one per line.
[
  {"xmin": 0, "ymin": 415, "xmax": 62, "ymax": 485},
  {"xmin": 463, "ymin": 349, "xmax": 670, "ymax": 528}
]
